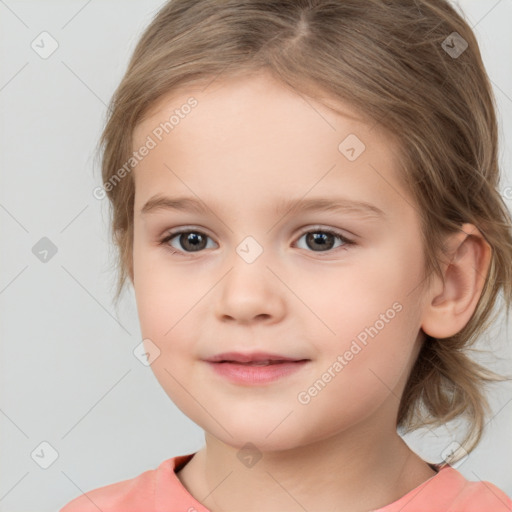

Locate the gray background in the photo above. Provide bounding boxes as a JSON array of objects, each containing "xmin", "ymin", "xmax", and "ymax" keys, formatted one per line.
[{"xmin": 0, "ymin": 1, "xmax": 511, "ymax": 511}]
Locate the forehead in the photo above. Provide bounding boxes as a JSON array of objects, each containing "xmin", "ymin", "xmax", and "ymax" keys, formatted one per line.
[
  {"xmin": 132, "ymin": 71, "xmax": 386, "ymax": 150},
  {"xmin": 131, "ymin": 71, "xmax": 411, "ymax": 220}
]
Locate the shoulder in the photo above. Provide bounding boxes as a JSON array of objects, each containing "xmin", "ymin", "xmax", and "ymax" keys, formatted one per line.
[
  {"xmin": 378, "ymin": 465, "xmax": 512, "ymax": 512},
  {"xmin": 449, "ymin": 472, "xmax": 512, "ymax": 511},
  {"xmin": 58, "ymin": 462, "xmax": 163, "ymax": 512}
]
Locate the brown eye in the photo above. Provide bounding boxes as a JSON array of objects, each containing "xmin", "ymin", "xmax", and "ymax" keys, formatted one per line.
[
  {"xmin": 160, "ymin": 230, "xmax": 216, "ymax": 253},
  {"xmin": 305, "ymin": 232, "xmax": 336, "ymax": 251},
  {"xmin": 295, "ymin": 228, "xmax": 355, "ymax": 254},
  {"xmin": 159, "ymin": 226, "xmax": 355, "ymax": 256}
]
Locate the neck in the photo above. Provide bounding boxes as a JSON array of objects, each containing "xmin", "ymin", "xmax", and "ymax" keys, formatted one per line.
[{"xmin": 177, "ymin": 422, "xmax": 436, "ymax": 512}]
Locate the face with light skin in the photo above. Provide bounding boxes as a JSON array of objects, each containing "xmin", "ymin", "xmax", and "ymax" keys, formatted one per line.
[{"xmin": 129, "ymin": 71, "xmax": 490, "ymax": 462}]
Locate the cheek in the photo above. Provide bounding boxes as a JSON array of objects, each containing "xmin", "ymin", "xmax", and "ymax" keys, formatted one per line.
[
  {"xmin": 294, "ymin": 310, "xmax": 421, "ymax": 444},
  {"xmin": 304, "ymin": 250, "xmax": 418, "ymax": 344},
  {"xmin": 303, "ymin": 244, "xmax": 423, "ymax": 390},
  {"xmin": 133, "ymin": 241, "xmax": 202, "ymax": 336}
]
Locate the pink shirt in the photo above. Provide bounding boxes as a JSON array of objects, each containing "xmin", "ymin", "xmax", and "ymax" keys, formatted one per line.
[{"xmin": 60, "ymin": 452, "xmax": 512, "ymax": 512}]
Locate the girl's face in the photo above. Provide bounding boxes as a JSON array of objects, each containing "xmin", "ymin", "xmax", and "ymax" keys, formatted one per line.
[{"xmin": 131, "ymin": 72, "xmax": 430, "ymax": 451}]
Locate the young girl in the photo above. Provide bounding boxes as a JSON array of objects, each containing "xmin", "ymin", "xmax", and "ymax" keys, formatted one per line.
[{"xmin": 61, "ymin": 0, "xmax": 512, "ymax": 510}]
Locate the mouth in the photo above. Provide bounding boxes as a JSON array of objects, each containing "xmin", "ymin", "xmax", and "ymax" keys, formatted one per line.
[
  {"xmin": 215, "ymin": 360, "xmax": 308, "ymax": 366},
  {"xmin": 205, "ymin": 351, "xmax": 310, "ymax": 364},
  {"xmin": 204, "ymin": 352, "xmax": 311, "ymax": 385}
]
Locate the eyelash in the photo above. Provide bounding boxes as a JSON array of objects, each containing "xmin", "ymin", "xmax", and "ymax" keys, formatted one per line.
[{"xmin": 158, "ymin": 227, "xmax": 356, "ymax": 257}]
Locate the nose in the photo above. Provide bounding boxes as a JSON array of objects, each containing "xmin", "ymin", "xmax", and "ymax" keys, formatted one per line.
[{"xmin": 215, "ymin": 257, "xmax": 286, "ymax": 325}]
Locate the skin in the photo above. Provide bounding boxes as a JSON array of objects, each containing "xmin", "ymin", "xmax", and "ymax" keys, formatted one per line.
[{"xmin": 130, "ymin": 71, "xmax": 491, "ymax": 512}]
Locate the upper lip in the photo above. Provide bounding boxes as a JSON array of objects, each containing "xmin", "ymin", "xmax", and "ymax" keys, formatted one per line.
[{"xmin": 205, "ymin": 351, "xmax": 309, "ymax": 363}]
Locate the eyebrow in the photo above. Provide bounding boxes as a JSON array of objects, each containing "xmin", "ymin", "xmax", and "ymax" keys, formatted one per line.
[{"xmin": 140, "ymin": 194, "xmax": 386, "ymax": 219}]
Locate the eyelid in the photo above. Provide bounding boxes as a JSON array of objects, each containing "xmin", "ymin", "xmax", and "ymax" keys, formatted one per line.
[{"xmin": 296, "ymin": 225, "xmax": 354, "ymax": 242}]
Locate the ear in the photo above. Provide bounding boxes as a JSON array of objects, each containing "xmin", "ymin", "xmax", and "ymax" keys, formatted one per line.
[{"xmin": 420, "ymin": 223, "xmax": 492, "ymax": 339}]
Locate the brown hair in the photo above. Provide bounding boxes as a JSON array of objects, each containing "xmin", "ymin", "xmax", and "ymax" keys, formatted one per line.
[{"xmin": 96, "ymin": 0, "xmax": 512, "ymax": 459}]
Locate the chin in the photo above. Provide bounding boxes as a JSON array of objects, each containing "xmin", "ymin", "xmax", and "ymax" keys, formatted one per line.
[{"xmin": 202, "ymin": 419, "xmax": 312, "ymax": 453}]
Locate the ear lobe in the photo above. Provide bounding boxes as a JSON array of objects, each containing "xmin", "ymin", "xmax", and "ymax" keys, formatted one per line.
[{"xmin": 421, "ymin": 223, "xmax": 491, "ymax": 340}]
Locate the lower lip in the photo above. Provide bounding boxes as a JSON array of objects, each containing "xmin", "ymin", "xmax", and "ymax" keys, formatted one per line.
[{"xmin": 206, "ymin": 360, "xmax": 309, "ymax": 385}]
